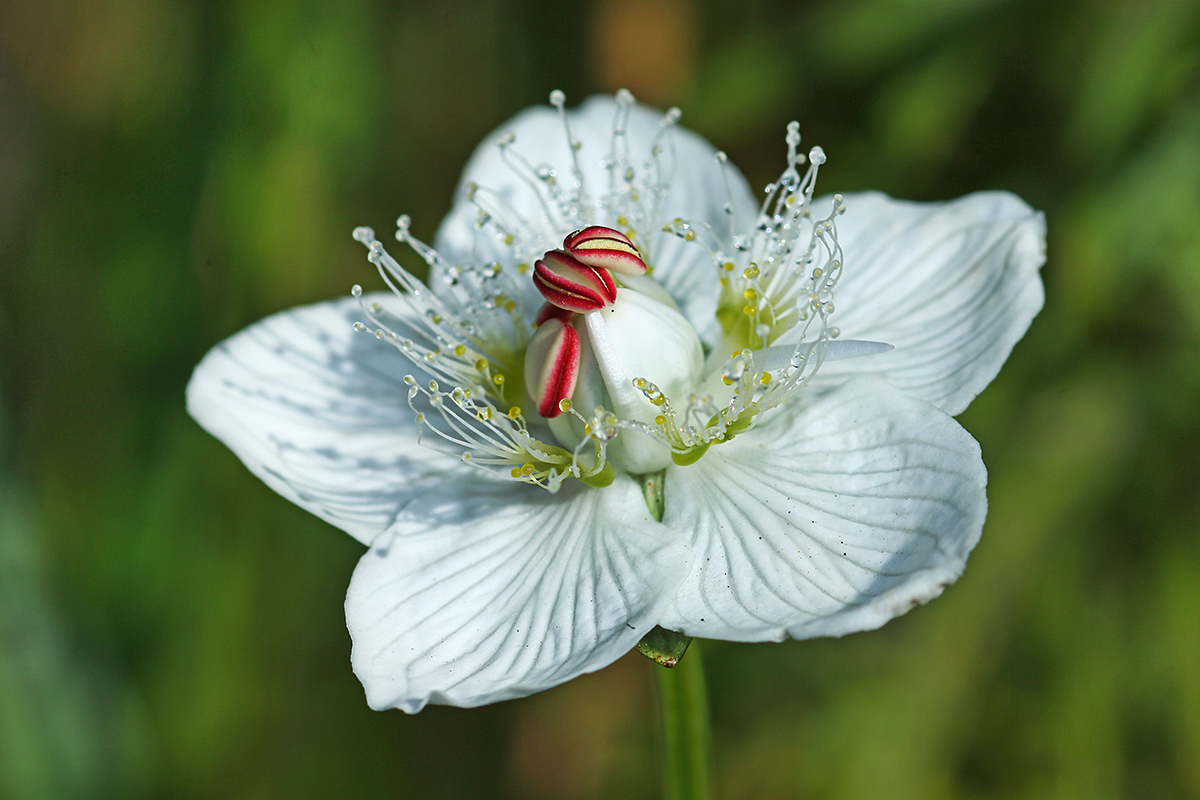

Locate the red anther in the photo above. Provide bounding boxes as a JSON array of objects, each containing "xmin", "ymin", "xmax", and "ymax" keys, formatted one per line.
[
  {"xmin": 532, "ymin": 249, "xmax": 617, "ymax": 312},
  {"xmin": 563, "ymin": 226, "xmax": 647, "ymax": 276},
  {"xmin": 524, "ymin": 316, "xmax": 581, "ymax": 418}
]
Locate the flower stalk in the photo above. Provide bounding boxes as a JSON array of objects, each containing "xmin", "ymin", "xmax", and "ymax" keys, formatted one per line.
[
  {"xmin": 655, "ymin": 641, "xmax": 712, "ymax": 800},
  {"xmin": 637, "ymin": 471, "xmax": 712, "ymax": 800}
]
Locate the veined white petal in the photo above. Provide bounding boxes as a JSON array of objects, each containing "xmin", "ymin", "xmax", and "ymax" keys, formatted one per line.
[
  {"xmin": 433, "ymin": 95, "xmax": 758, "ymax": 337},
  {"xmin": 811, "ymin": 191, "xmax": 1046, "ymax": 415},
  {"xmin": 658, "ymin": 378, "xmax": 987, "ymax": 642},
  {"xmin": 186, "ymin": 293, "xmax": 460, "ymax": 545},
  {"xmin": 346, "ymin": 475, "xmax": 692, "ymax": 712}
]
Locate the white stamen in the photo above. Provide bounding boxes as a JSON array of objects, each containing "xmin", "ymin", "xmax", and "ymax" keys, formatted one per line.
[{"xmin": 628, "ymin": 126, "xmax": 855, "ymax": 463}]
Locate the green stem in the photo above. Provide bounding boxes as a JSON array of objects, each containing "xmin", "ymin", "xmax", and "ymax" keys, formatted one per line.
[
  {"xmin": 636, "ymin": 471, "xmax": 712, "ymax": 800},
  {"xmin": 654, "ymin": 640, "xmax": 712, "ymax": 800}
]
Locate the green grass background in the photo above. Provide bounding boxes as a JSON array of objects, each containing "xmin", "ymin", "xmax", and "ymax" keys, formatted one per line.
[{"xmin": 1, "ymin": 0, "xmax": 1198, "ymax": 797}]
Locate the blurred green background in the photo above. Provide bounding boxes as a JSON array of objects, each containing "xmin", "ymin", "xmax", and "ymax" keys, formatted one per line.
[{"xmin": 2, "ymin": 0, "xmax": 1198, "ymax": 797}]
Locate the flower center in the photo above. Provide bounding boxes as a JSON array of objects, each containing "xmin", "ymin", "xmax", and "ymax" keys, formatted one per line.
[
  {"xmin": 348, "ymin": 90, "xmax": 888, "ymax": 492},
  {"xmin": 525, "ymin": 227, "xmax": 704, "ymax": 474}
]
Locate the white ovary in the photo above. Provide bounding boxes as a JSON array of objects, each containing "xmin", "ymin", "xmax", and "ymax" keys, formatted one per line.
[{"xmin": 549, "ymin": 287, "xmax": 704, "ymax": 474}]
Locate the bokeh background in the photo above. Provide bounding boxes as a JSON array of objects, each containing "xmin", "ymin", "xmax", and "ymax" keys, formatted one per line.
[{"xmin": 2, "ymin": 0, "xmax": 1199, "ymax": 797}]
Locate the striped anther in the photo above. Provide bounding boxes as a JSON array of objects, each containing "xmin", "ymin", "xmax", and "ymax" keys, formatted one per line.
[
  {"xmin": 533, "ymin": 249, "xmax": 617, "ymax": 312},
  {"xmin": 524, "ymin": 316, "xmax": 581, "ymax": 418},
  {"xmin": 564, "ymin": 226, "xmax": 647, "ymax": 276}
]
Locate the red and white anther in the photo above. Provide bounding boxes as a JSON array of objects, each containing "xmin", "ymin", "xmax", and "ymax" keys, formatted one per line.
[
  {"xmin": 563, "ymin": 226, "xmax": 647, "ymax": 276},
  {"xmin": 526, "ymin": 226, "xmax": 651, "ymax": 418},
  {"xmin": 524, "ymin": 311, "xmax": 581, "ymax": 418},
  {"xmin": 532, "ymin": 226, "xmax": 648, "ymax": 315},
  {"xmin": 532, "ymin": 250, "xmax": 617, "ymax": 313}
]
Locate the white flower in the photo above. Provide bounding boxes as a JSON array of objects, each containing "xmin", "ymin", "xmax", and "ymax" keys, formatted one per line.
[{"xmin": 187, "ymin": 92, "xmax": 1045, "ymax": 713}]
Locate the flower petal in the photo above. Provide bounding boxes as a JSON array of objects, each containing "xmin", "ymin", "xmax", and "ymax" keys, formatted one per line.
[
  {"xmin": 346, "ymin": 475, "xmax": 693, "ymax": 712},
  {"xmin": 813, "ymin": 191, "xmax": 1045, "ymax": 415},
  {"xmin": 658, "ymin": 378, "xmax": 987, "ymax": 642},
  {"xmin": 433, "ymin": 95, "xmax": 758, "ymax": 337},
  {"xmin": 186, "ymin": 293, "xmax": 459, "ymax": 545}
]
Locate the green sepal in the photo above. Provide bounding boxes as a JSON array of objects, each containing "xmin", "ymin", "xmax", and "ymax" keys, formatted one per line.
[
  {"xmin": 635, "ymin": 625, "xmax": 693, "ymax": 667},
  {"xmin": 632, "ymin": 473, "xmax": 692, "ymax": 667},
  {"xmin": 640, "ymin": 470, "xmax": 665, "ymax": 520}
]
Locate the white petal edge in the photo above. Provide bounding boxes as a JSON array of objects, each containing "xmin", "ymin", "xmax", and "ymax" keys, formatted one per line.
[
  {"xmin": 658, "ymin": 377, "xmax": 987, "ymax": 641},
  {"xmin": 812, "ymin": 191, "xmax": 1046, "ymax": 415},
  {"xmin": 186, "ymin": 293, "xmax": 461, "ymax": 545},
  {"xmin": 432, "ymin": 95, "xmax": 759, "ymax": 338},
  {"xmin": 346, "ymin": 474, "xmax": 693, "ymax": 712}
]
